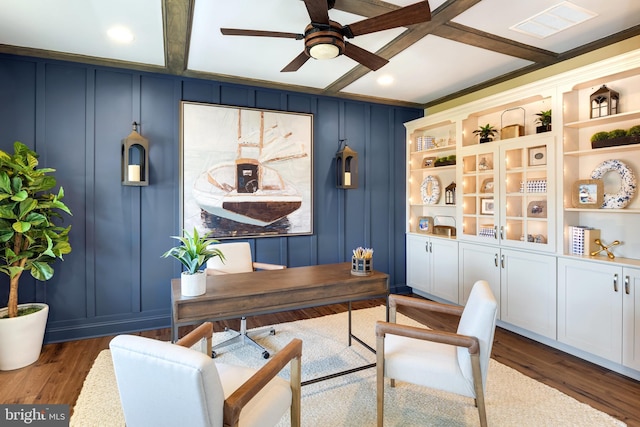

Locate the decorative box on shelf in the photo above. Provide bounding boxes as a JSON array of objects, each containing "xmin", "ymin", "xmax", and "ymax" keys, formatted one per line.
[{"xmin": 591, "ymin": 135, "xmax": 640, "ymax": 149}]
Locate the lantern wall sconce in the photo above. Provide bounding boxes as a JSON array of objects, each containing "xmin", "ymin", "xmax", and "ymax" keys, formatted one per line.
[
  {"xmin": 336, "ymin": 140, "xmax": 358, "ymax": 189},
  {"xmin": 122, "ymin": 122, "xmax": 149, "ymax": 186},
  {"xmin": 590, "ymin": 84, "xmax": 619, "ymax": 119},
  {"xmin": 445, "ymin": 181, "xmax": 456, "ymax": 205}
]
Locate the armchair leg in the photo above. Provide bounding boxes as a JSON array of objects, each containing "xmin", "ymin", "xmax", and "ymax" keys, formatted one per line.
[
  {"xmin": 290, "ymin": 354, "xmax": 302, "ymax": 427},
  {"xmin": 376, "ymin": 335, "xmax": 385, "ymax": 427},
  {"xmin": 470, "ymin": 353, "xmax": 488, "ymax": 427}
]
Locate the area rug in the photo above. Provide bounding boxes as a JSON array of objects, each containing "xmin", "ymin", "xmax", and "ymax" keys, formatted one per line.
[{"xmin": 71, "ymin": 306, "xmax": 625, "ymax": 426}]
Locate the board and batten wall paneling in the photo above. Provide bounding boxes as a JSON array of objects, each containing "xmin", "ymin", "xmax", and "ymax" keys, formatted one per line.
[
  {"xmin": 0, "ymin": 53, "xmax": 422, "ymax": 342},
  {"xmin": 42, "ymin": 63, "xmax": 89, "ymax": 323}
]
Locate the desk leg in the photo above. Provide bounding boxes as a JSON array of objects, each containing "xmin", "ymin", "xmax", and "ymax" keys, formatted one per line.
[
  {"xmin": 348, "ymin": 301, "xmax": 352, "ymax": 346},
  {"xmin": 171, "ymin": 317, "xmax": 177, "ymax": 343}
]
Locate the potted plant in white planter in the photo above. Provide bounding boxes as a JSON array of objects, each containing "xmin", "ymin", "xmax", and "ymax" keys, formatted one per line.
[
  {"xmin": 0, "ymin": 141, "xmax": 72, "ymax": 371},
  {"xmin": 162, "ymin": 227, "xmax": 224, "ymax": 296}
]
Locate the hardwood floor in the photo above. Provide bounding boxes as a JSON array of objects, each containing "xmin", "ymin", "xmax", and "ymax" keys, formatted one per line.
[{"xmin": 1, "ymin": 299, "xmax": 639, "ymax": 426}]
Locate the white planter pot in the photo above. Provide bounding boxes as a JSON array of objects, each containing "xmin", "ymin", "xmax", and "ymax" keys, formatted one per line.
[
  {"xmin": 181, "ymin": 271, "xmax": 207, "ymax": 296},
  {"xmin": 0, "ymin": 303, "xmax": 49, "ymax": 371}
]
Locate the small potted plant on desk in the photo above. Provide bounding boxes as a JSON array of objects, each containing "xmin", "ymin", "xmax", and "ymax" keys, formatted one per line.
[
  {"xmin": 0, "ymin": 141, "xmax": 72, "ymax": 371},
  {"xmin": 473, "ymin": 124, "xmax": 498, "ymax": 143},
  {"xmin": 535, "ymin": 109, "xmax": 552, "ymax": 133},
  {"xmin": 162, "ymin": 227, "xmax": 224, "ymax": 297}
]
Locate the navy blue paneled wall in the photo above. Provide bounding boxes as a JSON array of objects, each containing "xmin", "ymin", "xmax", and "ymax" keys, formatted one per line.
[{"xmin": 0, "ymin": 54, "xmax": 422, "ymax": 342}]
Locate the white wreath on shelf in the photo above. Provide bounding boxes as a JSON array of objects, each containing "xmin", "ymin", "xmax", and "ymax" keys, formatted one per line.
[
  {"xmin": 590, "ymin": 159, "xmax": 637, "ymax": 209},
  {"xmin": 421, "ymin": 175, "xmax": 441, "ymax": 205}
]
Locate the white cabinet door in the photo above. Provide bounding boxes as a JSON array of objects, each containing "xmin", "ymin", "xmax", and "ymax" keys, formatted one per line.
[
  {"xmin": 407, "ymin": 234, "xmax": 458, "ymax": 303},
  {"xmin": 501, "ymin": 249, "xmax": 556, "ymax": 339},
  {"xmin": 431, "ymin": 238, "xmax": 459, "ymax": 303},
  {"xmin": 406, "ymin": 234, "xmax": 430, "ymax": 293},
  {"xmin": 558, "ymin": 258, "xmax": 622, "ymax": 363},
  {"xmin": 623, "ymin": 267, "xmax": 640, "ymax": 370},
  {"xmin": 458, "ymin": 242, "xmax": 500, "ymax": 310}
]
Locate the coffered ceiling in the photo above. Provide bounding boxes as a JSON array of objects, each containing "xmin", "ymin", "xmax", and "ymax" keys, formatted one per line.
[{"xmin": 0, "ymin": 0, "xmax": 639, "ymax": 108}]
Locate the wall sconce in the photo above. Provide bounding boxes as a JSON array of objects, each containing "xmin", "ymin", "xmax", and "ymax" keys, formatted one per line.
[
  {"xmin": 336, "ymin": 140, "xmax": 358, "ymax": 189},
  {"xmin": 590, "ymin": 85, "xmax": 619, "ymax": 118},
  {"xmin": 121, "ymin": 122, "xmax": 149, "ymax": 186},
  {"xmin": 445, "ymin": 182, "xmax": 456, "ymax": 205}
]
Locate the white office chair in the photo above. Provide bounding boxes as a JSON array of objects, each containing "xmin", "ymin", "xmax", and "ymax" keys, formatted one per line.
[
  {"xmin": 110, "ymin": 322, "xmax": 302, "ymax": 427},
  {"xmin": 207, "ymin": 241, "xmax": 286, "ymax": 359},
  {"xmin": 375, "ymin": 280, "xmax": 497, "ymax": 427}
]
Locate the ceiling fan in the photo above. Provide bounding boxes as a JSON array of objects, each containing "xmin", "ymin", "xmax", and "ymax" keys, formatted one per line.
[{"xmin": 220, "ymin": 0, "xmax": 432, "ymax": 72}]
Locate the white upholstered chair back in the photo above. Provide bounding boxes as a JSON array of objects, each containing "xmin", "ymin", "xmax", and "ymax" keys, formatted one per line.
[
  {"xmin": 110, "ymin": 335, "xmax": 225, "ymax": 427},
  {"xmin": 207, "ymin": 242, "xmax": 253, "ymax": 274},
  {"xmin": 456, "ymin": 280, "xmax": 498, "ymax": 390}
]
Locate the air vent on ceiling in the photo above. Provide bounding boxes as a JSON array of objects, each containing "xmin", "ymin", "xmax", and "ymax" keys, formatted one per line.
[{"xmin": 510, "ymin": 1, "xmax": 597, "ymax": 39}]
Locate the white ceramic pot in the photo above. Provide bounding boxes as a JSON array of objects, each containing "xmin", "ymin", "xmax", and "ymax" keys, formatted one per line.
[
  {"xmin": 0, "ymin": 303, "xmax": 49, "ymax": 371},
  {"xmin": 181, "ymin": 271, "xmax": 207, "ymax": 296}
]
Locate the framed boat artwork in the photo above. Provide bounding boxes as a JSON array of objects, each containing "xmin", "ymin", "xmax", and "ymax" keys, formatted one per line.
[{"xmin": 180, "ymin": 102, "xmax": 313, "ymax": 238}]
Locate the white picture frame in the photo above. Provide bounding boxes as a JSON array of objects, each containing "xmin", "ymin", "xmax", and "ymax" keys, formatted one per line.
[
  {"xmin": 528, "ymin": 145, "xmax": 547, "ymax": 166},
  {"xmin": 481, "ymin": 198, "xmax": 495, "ymax": 215}
]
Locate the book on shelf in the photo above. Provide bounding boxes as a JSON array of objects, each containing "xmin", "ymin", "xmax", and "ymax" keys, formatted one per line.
[{"xmin": 570, "ymin": 226, "xmax": 600, "ymax": 255}]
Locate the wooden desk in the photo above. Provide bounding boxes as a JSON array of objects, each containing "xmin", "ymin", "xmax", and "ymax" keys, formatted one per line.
[{"xmin": 171, "ymin": 262, "xmax": 389, "ymax": 343}]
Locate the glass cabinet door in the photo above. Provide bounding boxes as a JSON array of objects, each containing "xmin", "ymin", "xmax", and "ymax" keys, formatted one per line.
[
  {"xmin": 460, "ymin": 144, "xmax": 498, "ymax": 242},
  {"xmin": 459, "ymin": 135, "xmax": 555, "ymax": 252},
  {"xmin": 500, "ymin": 135, "xmax": 555, "ymax": 251}
]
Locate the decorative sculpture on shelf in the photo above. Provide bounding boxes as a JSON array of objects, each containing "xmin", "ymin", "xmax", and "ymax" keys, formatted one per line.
[{"xmin": 590, "ymin": 238, "xmax": 620, "ymax": 259}]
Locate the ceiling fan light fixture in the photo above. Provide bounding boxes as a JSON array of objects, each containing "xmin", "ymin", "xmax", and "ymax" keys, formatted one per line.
[{"xmin": 309, "ymin": 43, "xmax": 340, "ymax": 60}]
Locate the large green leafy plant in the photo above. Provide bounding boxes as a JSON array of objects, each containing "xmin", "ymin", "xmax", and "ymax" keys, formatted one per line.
[
  {"xmin": 162, "ymin": 227, "xmax": 224, "ymax": 274},
  {"xmin": 0, "ymin": 142, "xmax": 72, "ymax": 318}
]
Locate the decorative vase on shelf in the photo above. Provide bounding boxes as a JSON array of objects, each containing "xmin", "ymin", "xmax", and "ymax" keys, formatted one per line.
[{"xmin": 180, "ymin": 271, "xmax": 207, "ymax": 296}]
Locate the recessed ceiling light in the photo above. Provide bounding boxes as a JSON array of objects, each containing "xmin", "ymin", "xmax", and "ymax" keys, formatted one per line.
[
  {"xmin": 377, "ymin": 75, "xmax": 394, "ymax": 86},
  {"xmin": 107, "ymin": 26, "xmax": 135, "ymax": 43},
  {"xmin": 510, "ymin": 1, "xmax": 597, "ymax": 39}
]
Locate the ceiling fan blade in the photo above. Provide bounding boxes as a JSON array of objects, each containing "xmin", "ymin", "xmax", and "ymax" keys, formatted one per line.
[
  {"xmin": 343, "ymin": 42, "xmax": 388, "ymax": 71},
  {"xmin": 343, "ymin": 1, "xmax": 431, "ymax": 38},
  {"xmin": 303, "ymin": 0, "xmax": 330, "ymax": 24},
  {"xmin": 221, "ymin": 28, "xmax": 303, "ymax": 40},
  {"xmin": 281, "ymin": 51, "xmax": 311, "ymax": 72}
]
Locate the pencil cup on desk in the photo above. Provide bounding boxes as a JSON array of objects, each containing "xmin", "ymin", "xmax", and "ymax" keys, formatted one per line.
[{"xmin": 351, "ymin": 247, "xmax": 373, "ymax": 276}]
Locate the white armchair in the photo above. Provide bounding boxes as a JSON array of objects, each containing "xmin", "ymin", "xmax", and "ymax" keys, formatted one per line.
[
  {"xmin": 110, "ymin": 322, "xmax": 302, "ymax": 427},
  {"xmin": 206, "ymin": 242, "xmax": 286, "ymax": 359},
  {"xmin": 375, "ymin": 280, "xmax": 497, "ymax": 427}
]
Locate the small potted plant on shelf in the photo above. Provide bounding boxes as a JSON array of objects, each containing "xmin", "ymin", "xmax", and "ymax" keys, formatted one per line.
[
  {"xmin": 0, "ymin": 141, "xmax": 72, "ymax": 371},
  {"xmin": 473, "ymin": 124, "xmax": 498, "ymax": 143},
  {"xmin": 535, "ymin": 109, "xmax": 552, "ymax": 133},
  {"xmin": 162, "ymin": 227, "xmax": 224, "ymax": 297}
]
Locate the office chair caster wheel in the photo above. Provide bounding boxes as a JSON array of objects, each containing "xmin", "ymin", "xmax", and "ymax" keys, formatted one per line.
[
  {"xmin": 211, "ymin": 351, "xmax": 217, "ymax": 359},
  {"xmin": 262, "ymin": 351, "xmax": 270, "ymax": 359},
  {"xmin": 270, "ymin": 330, "xmax": 276, "ymax": 335}
]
